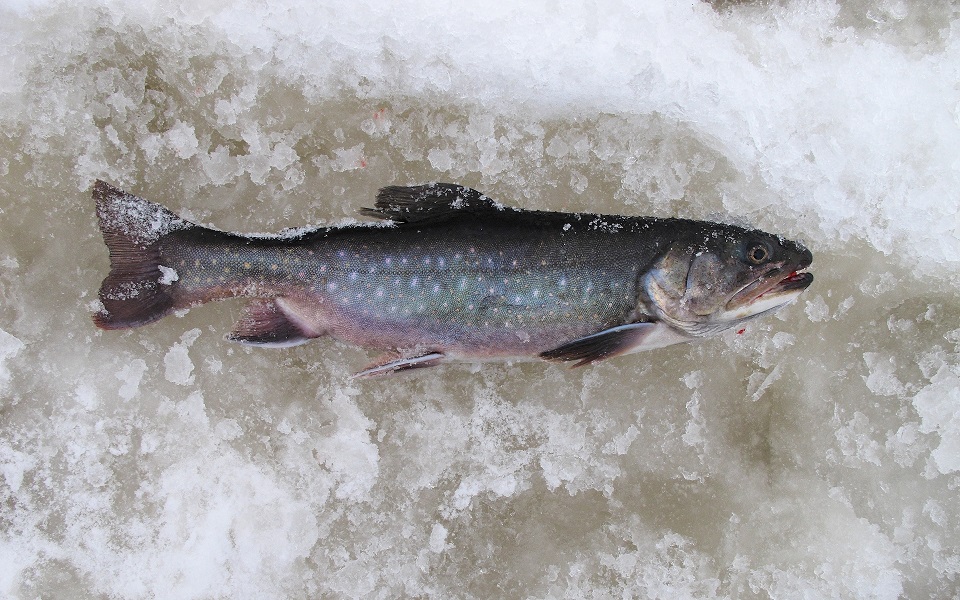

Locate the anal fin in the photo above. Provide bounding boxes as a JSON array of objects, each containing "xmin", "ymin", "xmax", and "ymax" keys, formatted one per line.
[
  {"xmin": 352, "ymin": 351, "xmax": 445, "ymax": 379},
  {"xmin": 227, "ymin": 298, "xmax": 317, "ymax": 347},
  {"xmin": 539, "ymin": 323, "xmax": 657, "ymax": 367}
]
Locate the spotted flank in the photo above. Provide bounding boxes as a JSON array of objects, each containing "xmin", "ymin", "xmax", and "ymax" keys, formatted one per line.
[{"xmin": 92, "ymin": 181, "xmax": 813, "ymax": 377}]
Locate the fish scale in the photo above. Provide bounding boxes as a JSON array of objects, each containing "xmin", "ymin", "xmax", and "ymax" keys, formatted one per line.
[{"xmin": 92, "ymin": 181, "xmax": 813, "ymax": 376}]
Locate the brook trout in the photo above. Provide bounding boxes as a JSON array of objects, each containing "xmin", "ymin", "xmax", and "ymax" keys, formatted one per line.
[{"xmin": 92, "ymin": 181, "xmax": 813, "ymax": 377}]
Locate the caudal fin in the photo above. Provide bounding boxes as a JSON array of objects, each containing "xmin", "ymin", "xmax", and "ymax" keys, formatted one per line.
[{"xmin": 92, "ymin": 180, "xmax": 194, "ymax": 329}]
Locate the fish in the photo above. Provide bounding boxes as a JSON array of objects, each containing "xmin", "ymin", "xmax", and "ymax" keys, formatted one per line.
[{"xmin": 91, "ymin": 180, "xmax": 813, "ymax": 377}]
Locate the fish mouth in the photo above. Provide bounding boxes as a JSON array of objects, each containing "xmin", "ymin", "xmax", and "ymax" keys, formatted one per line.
[
  {"xmin": 725, "ymin": 264, "xmax": 814, "ymax": 317},
  {"xmin": 768, "ymin": 270, "xmax": 815, "ymax": 295}
]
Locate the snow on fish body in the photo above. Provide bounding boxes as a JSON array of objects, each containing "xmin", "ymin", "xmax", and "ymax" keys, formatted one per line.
[{"xmin": 91, "ymin": 181, "xmax": 813, "ymax": 377}]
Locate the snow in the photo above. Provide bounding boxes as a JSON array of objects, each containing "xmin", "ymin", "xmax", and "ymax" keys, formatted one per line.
[{"xmin": 1, "ymin": 0, "xmax": 960, "ymax": 597}]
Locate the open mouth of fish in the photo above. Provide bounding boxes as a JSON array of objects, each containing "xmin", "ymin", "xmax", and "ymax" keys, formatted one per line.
[{"xmin": 726, "ymin": 265, "xmax": 814, "ymax": 317}]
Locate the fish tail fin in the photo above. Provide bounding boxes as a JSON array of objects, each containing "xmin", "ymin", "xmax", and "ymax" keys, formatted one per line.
[{"xmin": 91, "ymin": 180, "xmax": 194, "ymax": 329}]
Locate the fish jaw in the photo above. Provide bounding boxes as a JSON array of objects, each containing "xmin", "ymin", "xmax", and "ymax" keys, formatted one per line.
[
  {"xmin": 723, "ymin": 261, "xmax": 814, "ymax": 320},
  {"xmin": 719, "ymin": 272, "xmax": 813, "ymax": 321}
]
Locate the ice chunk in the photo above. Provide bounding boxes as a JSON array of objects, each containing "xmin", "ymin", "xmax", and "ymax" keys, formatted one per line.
[
  {"xmin": 0, "ymin": 328, "xmax": 24, "ymax": 393},
  {"xmin": 164, "ymin": 328, "xmax": 202, "ymax": 385},
  {"xmin": 312, "ymin": 388, "xmax": 380, "ymax": 501},
  {"xmin": 428, "ymin": 523, "xmax": 448, "ymax": 553},
  {"xmin": 0, "ymin": 443, "xmax": 36, "ymax": 494},
  {"xmin": 157, "ymin": 265, "xmax": 179, "ymax": 285},
  {"xmin": 116, "ymin": 359, "xmax": 147, "ymax": 400},
  {"xmin": 913, "ymin": 364, "xmax": 960, "ymax": 474},
  {"xmin": 166, "ymin": 120, "xmax": 199, "ymax": 159},
  {"xmin": 863, "ymin": 353, "xmax": 907, "ymax": 397},
  {"xmin": 804, "ymin": 295, "xmax": 830, "ymax": 322},
  {"xmin": 215, "ymin": 419, "xmax": 243, "ymax": 441}
]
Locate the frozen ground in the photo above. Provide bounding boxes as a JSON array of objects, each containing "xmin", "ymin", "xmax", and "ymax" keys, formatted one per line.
[{"xmin": 1, "ymin": 0, "xmax": 959, "ymax": 597}]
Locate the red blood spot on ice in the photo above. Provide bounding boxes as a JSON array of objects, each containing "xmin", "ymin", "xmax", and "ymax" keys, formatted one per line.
[
  {"xmin": 736, "ymin": 328, "xmax": 746, "ymax": 335},
  {"xmin": 359, "ymin": 158, "xmax": 368, "ymax": 168}
]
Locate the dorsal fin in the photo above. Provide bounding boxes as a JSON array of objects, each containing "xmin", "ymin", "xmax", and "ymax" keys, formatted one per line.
[{"xmin": 359, "ymin": 183, "xmax": 508, "ymax": 224}]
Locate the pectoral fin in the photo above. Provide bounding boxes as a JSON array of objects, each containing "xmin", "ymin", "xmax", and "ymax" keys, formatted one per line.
[
  {"xmin": 539, "ymin": 323, "xmax": 658, "ymax": 367},
  {"xmin": 352, "ymin": 351, "xmax": 446, "ymax": 378}
]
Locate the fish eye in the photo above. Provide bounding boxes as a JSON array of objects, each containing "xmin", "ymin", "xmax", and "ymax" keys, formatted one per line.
[{"xmin": 747, "ymin": 243, "xmax": 771, "ymax": 265}]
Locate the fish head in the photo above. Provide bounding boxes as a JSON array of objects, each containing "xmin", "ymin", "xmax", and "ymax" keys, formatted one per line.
[{"xmin": 644, "ymin": 224, "xmax": 813, "ymax": 337}]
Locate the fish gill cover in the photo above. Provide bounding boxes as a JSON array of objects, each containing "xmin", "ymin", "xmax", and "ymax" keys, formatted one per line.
[{"xmin": 0, "ymin": 0, "xmax": 959, "ymax": 598}]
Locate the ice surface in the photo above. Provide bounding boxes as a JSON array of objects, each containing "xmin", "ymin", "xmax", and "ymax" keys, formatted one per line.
[
  {"xmin": 0, "ymin": 328, "xmax": 24, "ymax": 394},
  {"xmin": 1, "ymin": 0, "xmax": 960, "ymax": 597}
]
